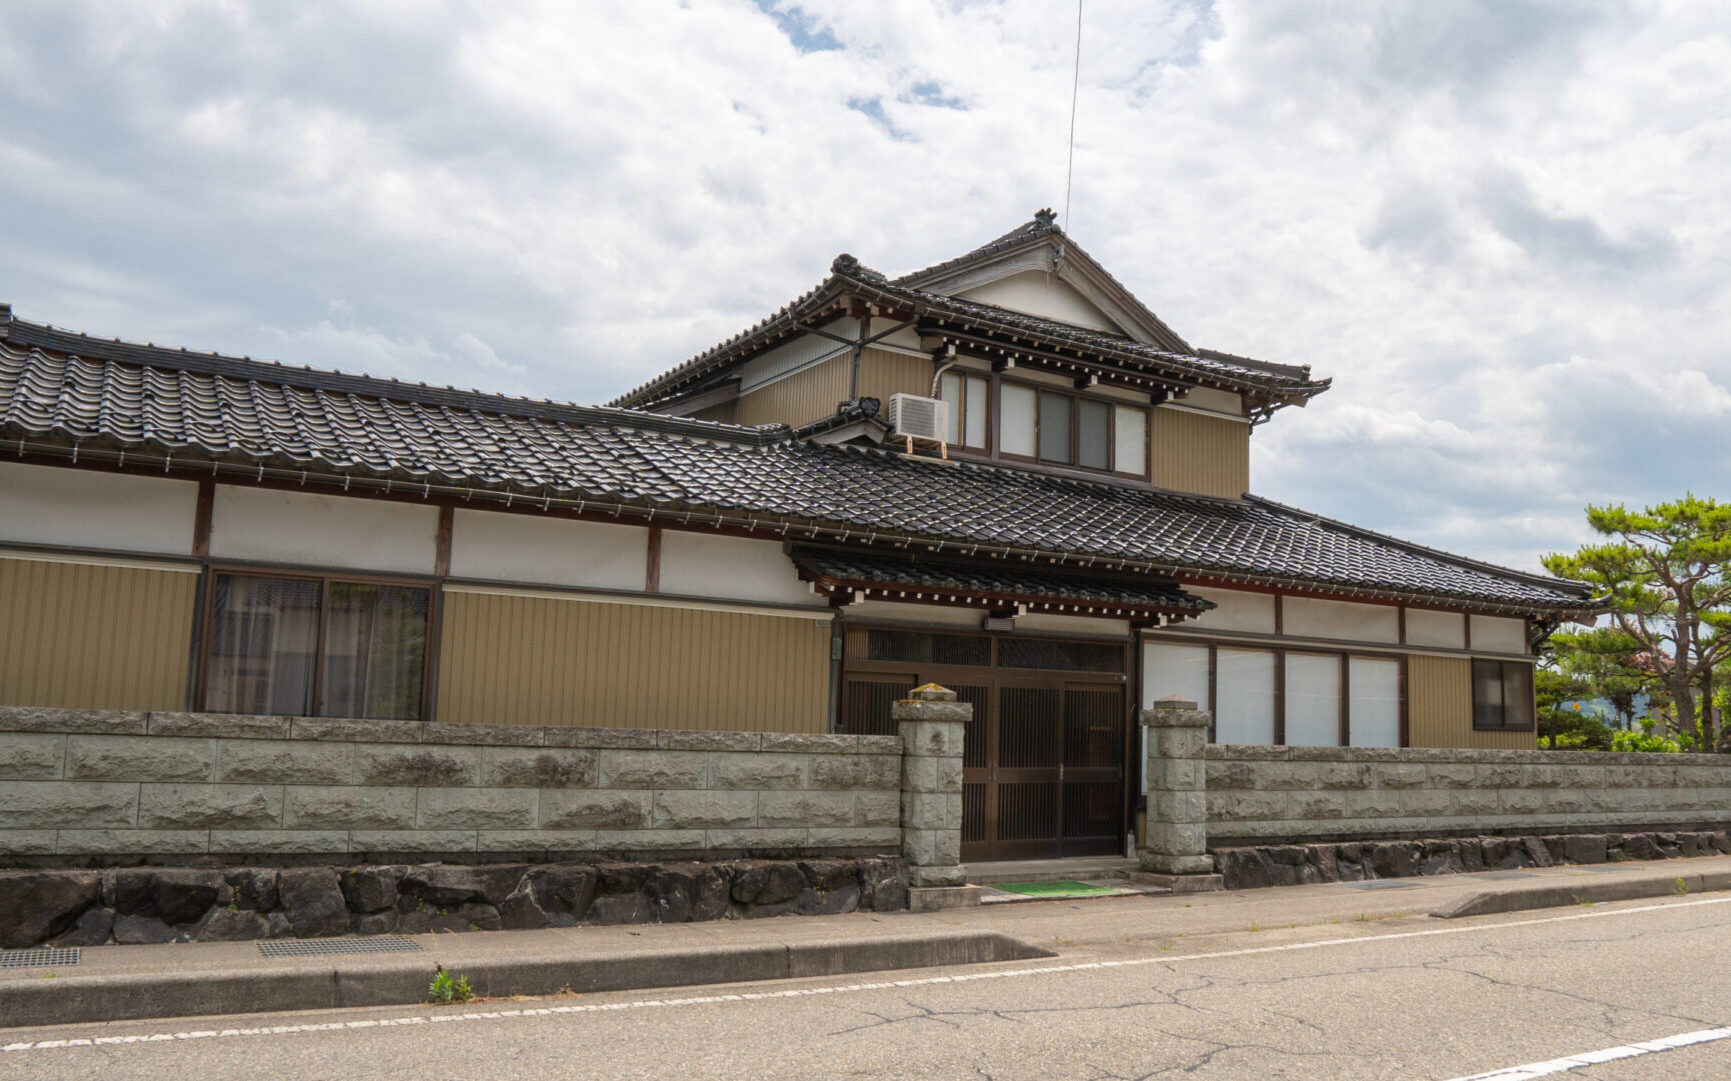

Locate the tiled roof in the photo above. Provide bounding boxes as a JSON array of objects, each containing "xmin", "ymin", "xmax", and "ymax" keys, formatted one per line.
[
  {"xmin": 0, "ymin": 311, "xmax": 1594, "ymax": 614},
  {"xmin": 606, "ymin": 214, "xmax": 1328, "ymax": 410},
  {"xmin": 789, "ymin": 547, "xmax": 1211, "ymax": 617}
]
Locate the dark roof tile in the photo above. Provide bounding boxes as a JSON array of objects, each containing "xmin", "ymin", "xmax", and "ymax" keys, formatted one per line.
[{"xmin": 0, "ymin": 316, "xmax": 1592, "ymax": 613}]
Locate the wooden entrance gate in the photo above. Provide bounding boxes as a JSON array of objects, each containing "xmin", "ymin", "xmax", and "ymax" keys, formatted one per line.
[{"xmin": 839, "ymin": 627, "xmax": 1130, "ymax": 862}]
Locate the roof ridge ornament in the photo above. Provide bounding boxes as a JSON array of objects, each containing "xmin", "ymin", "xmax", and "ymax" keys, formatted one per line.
[
  {"xmin": 832, "ymin": 253, "xmax": 860, "ymax": 275},
  {"xmin": 1033, "ymin": 208, "xmax": 1058, "ymax": 230}
]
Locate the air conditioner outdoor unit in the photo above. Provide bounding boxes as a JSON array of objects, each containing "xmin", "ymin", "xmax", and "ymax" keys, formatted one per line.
[{"xmin": 886, "ymin": 393, "xmax": 950, "ymax": 456}]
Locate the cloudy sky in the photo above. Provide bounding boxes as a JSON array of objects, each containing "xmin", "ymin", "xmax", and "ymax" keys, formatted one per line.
[{"xmin": 2, "ymin": 0, "xmax": 1727, "ymax": 574}]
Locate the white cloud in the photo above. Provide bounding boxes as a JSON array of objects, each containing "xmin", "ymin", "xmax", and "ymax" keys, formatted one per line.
[{"xmin": 1, "ymin": 0, "xmax": 1727, "ymax": 575}]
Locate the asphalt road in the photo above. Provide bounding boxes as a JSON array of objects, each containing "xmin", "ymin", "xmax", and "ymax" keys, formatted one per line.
[{"xmin": 7, "ymin": 894, "xmax": 1731, "ymax": 1080}]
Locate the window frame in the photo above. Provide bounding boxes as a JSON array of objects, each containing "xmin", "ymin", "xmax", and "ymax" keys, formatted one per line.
[
  {"xmin": 991, "ymin": 375, "xmax": 1150, "ymax": 480},
  {"xmin": 196, "ymin": 565, "xmax": 437, "ymax": 721},
  {"xmin": 937, "ymin": 370, "xmax": 991, "ymax": 450},
  {"xmin": 1471, "ymin": 658, "xmax": 1536, "ymax": 731},
  {"xmin": 1141, "ymin": 636, "xmax": 1409, "ymax": 747}
]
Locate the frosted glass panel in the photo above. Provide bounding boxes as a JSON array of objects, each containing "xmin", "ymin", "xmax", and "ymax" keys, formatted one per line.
[
  {"xmin": 1039, "ymin": 390, "xmax": 1072, "ymax": 463},
  {"xmin": 1000, "ymin": 385, "xmax": 1036, "ymax": 456},
  {"xmin": 1283, "ymin": 653, "xmax": 1340, "ymax": 746},
  {"xmin": 1142, "ymin": 642, "xmax": 1212, "ymax": 710},
  {"xmin": 964, "ymin": 377, "xmax": 987, "ymax": 448},
  {"xmin": 1215, "ymin": 648, "xmax": 1276, "ymax": 745},
  {"xmin": 1140, "ymin": 641, "xmax": 1211, "ymax": 793},
  {"xmin": 1350, "ymin": 657, "xmax": 1401, "ymax": 747},
  {"xmin": 1078, "ymin": 399, "xmax": 1110, "ymax": 469},
  {"xmin": 1113, "ymin": 405, "xmax": 1146, "ymax": 475},
  {"xmin": 939, "ymin": 372, "xmax": 963, "ymax": 444}
]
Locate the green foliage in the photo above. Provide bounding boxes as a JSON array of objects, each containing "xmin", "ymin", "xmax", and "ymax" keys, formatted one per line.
[
  {"xmin": 1544, "ymin": 495, "xmax": 1731, "ymax": 747},
  {"xmin": 1609, "ymin": 719, "xmax": 1681, "ymax": 754},
  {"xmin": 428, "ymin": 969, "xmax": 474, "ymax": 1005}
]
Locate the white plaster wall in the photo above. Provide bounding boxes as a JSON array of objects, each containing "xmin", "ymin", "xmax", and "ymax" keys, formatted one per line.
[
  {"xmin": 959, "ymin": 271, "xmax": 1120, "ymax": 333},
  {"xmin": 1283, "ymin": 596, "xmax": 1400, "ymax": 643},
  {"xmin": 1471, "ymin": 614, "xmax": 1529, "ymax": 654},
  {"xmin": 0, "ymin": 460, "xmax": 198, "ymax": 556},
  {"xmin": 449, "ymin": 509, "xmax": 647, "ymax": 591},
  {"xmin": 657, "ymin": 531, "xmax": 826, "ymax": 607},
  {"xmin": 1184, "ymin": 586, "xmax": 1276, "ymax": 634},
  {"xmin": 1178, "ymin": 387, "xmax": 1244, "ymax": 416},
  {"xmin": 1406, "ymin": 608, "xmax": 1466, "ymax": 649},
  {"xmin": 738, "ymin": 318, "xmax": 853, "ymax": 393},
  {"xmin": 208, "ymin": 486, "xmax": 438, "ymax": 575}
]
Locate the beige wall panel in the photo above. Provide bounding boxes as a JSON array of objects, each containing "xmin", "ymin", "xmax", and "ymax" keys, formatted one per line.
[
  {"xmin": 210, "ymin": 486, "xmax": 438, "ymax": 575},
  {"xmin": 449, "ymin": 509, "xmax": 647, "ymax": 591},
  {"xmin": 1151, "ymin": 407, "xmax": 1250, "ymax": 499},
  {"xmin": 1407, "ymin": 653, "xmax": 1536, "ymax": 749},
  {"xmin": 958, "ymin": 271, "xmax": 1121, "ymax": 332},
  {"xmin": 436, "ymin": 590, "xmax": 832, "ymax": 732},
  {"xmin": 1283, "ymin": 596, "xmax": 1400, "ymax": 643},
  {"xmin": 1470, "ymin": 614, "xmax": 1530, "ymax": 655},
  {"xmin": 1406, "ymin": 608, "xmax": 1466, "ymax": 649},
  {"xmin": 0, "ymin": 461, "xmax": 199, "ymax": 556},
  {"xmin": 0, "ymin": 555, "xmax": 196, "ymax": 710},
  {"xmin": 1184, "ymin": 586, "xmax": 1276, "ymax": 634},
  {"xmin": 733, "ymin": 356, "xmax": 850, "ymax": 427},
  {"xmin": 857, "ymin": 347, "xmax": 934, "ymax": 408}
]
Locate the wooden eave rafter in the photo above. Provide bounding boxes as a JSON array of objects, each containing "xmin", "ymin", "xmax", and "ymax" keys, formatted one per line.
[
  {"xmin": 917, "ymin": 324, "xmax": 1187, "ymax": 399},
  {"xmin": 797, "ymin": 565, "xmax": 1202, "ymax": 624}
]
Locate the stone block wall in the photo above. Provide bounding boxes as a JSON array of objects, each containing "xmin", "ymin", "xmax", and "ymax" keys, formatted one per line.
[
  {"xmin": 0, "ymin": 707, "xmax": 904, "ymax": 863},
  {"xmin": 1205, "ymin": 744, "xmax": 1731, "ymax": 845}
]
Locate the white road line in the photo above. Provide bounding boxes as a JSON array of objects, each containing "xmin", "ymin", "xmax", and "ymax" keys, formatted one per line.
[
  {"xmin": 5, "ymin": 894, "xmax": 1731, "ymax": 1056},
  {"xmin": 1444, "ymin": 1024, "xmax": 1731, "ymax": 1080}
]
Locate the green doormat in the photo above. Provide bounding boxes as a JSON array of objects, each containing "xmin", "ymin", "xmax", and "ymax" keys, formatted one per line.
[{"xmin": 991, "ymin": 880, "xmax": 1131, "ymax": 899}]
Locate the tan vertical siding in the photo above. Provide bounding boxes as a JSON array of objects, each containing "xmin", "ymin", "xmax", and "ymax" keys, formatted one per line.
[
  {"xmin": 857, "ymin": 347, "xmax": 933, "ymax": 407},
  {"xmin": 0, "ymin": 555, "xmax": 197, "ymax": 710},
  {"xmin": 733, "ymin": 357, "xmax": 851, "ymax": 427},
  {"xmin": 1407, "ymin": 653, "xmax": 1537, "ymax": 749},
  {"xmin": 436, "ymin": 589, "xmax": 832, "ymax": 732},
  {"xmin": 1151, "ymin": 408, "xmax": 1250, "ymax": 499}
]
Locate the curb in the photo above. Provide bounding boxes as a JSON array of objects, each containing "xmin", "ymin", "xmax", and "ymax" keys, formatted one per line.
[
  {"xmin": 0, "ymin": 931, "xmax": 1053, "ymax": 1030},
  {"xmin": 1430, "ymin": 868, "xmax": 1731, "ymax": 919}
]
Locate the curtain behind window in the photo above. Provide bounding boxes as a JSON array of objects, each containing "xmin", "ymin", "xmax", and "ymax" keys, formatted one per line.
[
  {"xmin": 205, "ymin": 575, "xmax": 320, "ymax": 716},
  {"xmin": 321, "ymin": 583, "xmax": 428, "ymax": 720}
]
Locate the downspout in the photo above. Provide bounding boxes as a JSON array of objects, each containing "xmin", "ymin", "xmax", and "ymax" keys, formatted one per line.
[{"xmin": 848, "ymin": 313, "xmax": 869, "ymax": 398}]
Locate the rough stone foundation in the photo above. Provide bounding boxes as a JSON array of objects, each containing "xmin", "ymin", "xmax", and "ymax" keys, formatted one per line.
[
  {"xmin": 0, "ymin": 856, "xmax": 909, "ymax": 949},
  {"xmin": 1213, "ymin": 830, "xmax": 1731, "ymax": 890}
]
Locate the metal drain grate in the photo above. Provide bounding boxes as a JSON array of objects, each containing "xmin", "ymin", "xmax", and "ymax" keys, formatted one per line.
[
  {"xmin": 257, "ymin": 936, "xmax": 423, "ymax": 958},
  {"xmin": 0, "ymin": 947, "xmax": 80, "ymax": 969}
]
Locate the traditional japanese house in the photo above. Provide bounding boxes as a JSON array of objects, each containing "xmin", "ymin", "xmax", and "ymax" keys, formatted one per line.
[{"xmin": 0, "ymin": 212, "xmax": 1595, "ymax": 862}]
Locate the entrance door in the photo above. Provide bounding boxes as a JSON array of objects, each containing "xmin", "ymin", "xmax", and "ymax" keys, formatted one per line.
[{"xmin": 839, "ymin": 627, "xmax": 1128, "ymax": 863}]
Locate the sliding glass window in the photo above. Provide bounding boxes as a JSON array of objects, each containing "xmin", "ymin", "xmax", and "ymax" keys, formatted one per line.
[
  {"xmin": 203, "ymin": 571, "xmax": 430, "ymax": 720},
  {"xmin": 995, "ymin": 380, "xmax": 1149, "ymax": 478}
]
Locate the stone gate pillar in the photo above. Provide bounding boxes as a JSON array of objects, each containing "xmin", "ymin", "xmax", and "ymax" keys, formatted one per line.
[
  {"xmin": 894, "ymin": 683, "xmax": 978, "ymax": 908},
  {"xmin": 1139, "ymin": 695, "xmax": 1223, "ymax": 891}
]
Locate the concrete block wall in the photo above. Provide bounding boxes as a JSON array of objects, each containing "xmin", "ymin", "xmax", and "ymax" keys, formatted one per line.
[
  {"xmin": 0, "ymin": 707, "xmax": 904, "ymax": 862},
  {"xmin": 1204, "ymin": 744, "xmax": 1731, "ymax": 844}
]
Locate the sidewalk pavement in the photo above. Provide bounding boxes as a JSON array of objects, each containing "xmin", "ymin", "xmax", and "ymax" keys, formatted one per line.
[{"xmin": 7, "ymin": 855, "xmax": 1731, "ymax": 1031}]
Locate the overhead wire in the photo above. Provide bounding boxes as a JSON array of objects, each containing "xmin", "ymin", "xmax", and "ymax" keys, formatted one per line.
[{"xmin": 1062, "ymin": 0, "xmax": 1083, "ymax": 230}]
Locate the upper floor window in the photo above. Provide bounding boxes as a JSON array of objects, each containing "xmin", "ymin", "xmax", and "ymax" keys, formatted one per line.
[
  {"xmin": 938, "ymin": 371, "xmax": 989, "ymax": 449},
  {"xmin": 937, "ymin": 372, "xmax": 1149, "ymax": 477},
  {"xmin": 203, "ymin": 571, "xmax": 430, "ymax": 720},
  {"xmin": 998, "ymin": 381, "xmax": 1147, "ymax": 476}
]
